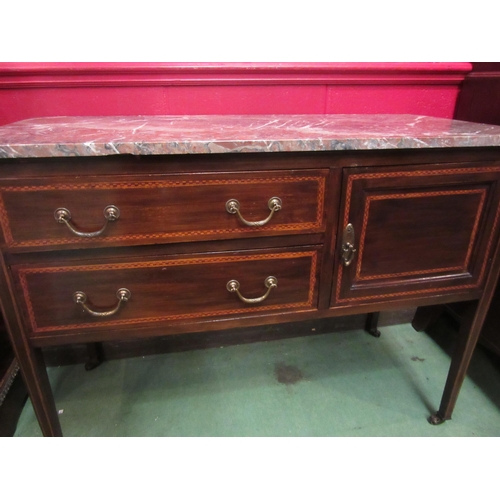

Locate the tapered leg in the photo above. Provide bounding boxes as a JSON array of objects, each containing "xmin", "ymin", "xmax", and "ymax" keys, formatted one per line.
[
  {"xmin": 85, "ymin": 342, "xmax": 103, "ymax": 371},
  {"xmin": 429, "ymin": 238, "xmax": 500, "ymax": 424},
  {"xmin": 429, "ymin": 299, "xmax": 488, "ymax": 424},
  {"xmin": 412, "ymin": 305, "xmax": 445, "ymax": 332},
  {"xmin": 365, "ymin": 312, "xmax": 381, "ymax": 337},
  {"xmin": 2, "ymin": 314, "xmax": 61, "ymax": 436},
  {"xmin": 16, "ymin": 346, "xmax": 62, "ymax": 436},
  {"xmin": 0, "ymin": 254, "xmax": 62, "ymax": 436}
]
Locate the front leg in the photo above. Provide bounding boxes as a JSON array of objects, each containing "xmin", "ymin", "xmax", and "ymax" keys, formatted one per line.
[
  {"xmin": 430, "ymin": 235, "xmax": 500, "ymax": 424},
  {"xmin": 429, "ymin": 301, "xmax": 481, "ymax": 424},
  {"xmin": 0, "ymin": 255, "xmax": 62, "ymax": 437}
]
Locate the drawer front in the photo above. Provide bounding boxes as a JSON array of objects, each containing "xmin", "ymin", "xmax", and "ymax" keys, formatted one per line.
[
  {"xmin": 13, "ymin": 248, "xmax": 320, "ymax": 337},
  {"xmin": 332, "ymin": 165, "xmax": 500, "ymax": 305},
  {"xmin": 0, "ymin": 170, "xmax": 327, "ymax": 250}
]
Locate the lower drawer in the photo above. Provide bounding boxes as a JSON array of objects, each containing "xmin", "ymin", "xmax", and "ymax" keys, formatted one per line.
[{"xmin": 12, "ymin": 247, "xmax": 320, "ymax": 337}]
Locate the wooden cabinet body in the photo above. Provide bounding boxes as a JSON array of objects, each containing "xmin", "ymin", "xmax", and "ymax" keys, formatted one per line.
[{"xmin": 2, "ymin": 115, "xmax": 500, "ymax": 436}]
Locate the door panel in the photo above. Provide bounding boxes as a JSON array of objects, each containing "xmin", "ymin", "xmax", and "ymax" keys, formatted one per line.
[{"xmin": 332, "ymin": 165, "xmax": 500, "ymax": 305}]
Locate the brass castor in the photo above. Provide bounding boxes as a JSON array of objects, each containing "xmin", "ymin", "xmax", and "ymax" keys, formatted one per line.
[{"xmin": 428, "ymin": 412, "xmax": 446, "ymax": 425}]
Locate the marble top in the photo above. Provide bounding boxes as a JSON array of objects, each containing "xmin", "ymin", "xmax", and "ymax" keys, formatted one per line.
[{"xmin": 1, "ymin": 114, "xmax": 500, "ymax": 158}]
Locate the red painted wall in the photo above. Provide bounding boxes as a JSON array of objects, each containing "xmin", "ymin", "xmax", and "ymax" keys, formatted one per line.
[{"xmin": 0, "ymin": 63, "xmax": 472, "ymax": 125}]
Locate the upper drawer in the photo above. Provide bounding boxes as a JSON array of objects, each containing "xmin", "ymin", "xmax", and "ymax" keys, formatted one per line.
[{"xmin": 0, "ymin": 170, "xmax": 327, "ymax": 250}]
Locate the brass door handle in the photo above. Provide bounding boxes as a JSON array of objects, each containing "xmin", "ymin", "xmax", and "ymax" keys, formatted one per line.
[
  {"xmin": 226, "ymin": 197, "xmax": 282, "ymax": 227},
  {"xmin": 54, "ymin": 205, "xmax": 120, "ymax": 237},
  {"xmin": 341, "ymin": 223, "xmax": 357, "ymax": 267},
  {"xmin": 227, "ymin": 276, "xmax": 277, "ymax": 304},
  {"xmin": 73, "ymin": 288, "xmax": 131, "ymax": 317}
]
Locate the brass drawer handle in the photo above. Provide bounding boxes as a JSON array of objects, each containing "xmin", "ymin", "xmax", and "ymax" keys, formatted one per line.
[
  {"xmin": 54, "ymin": 205, "xmax": 120, "ymax": 237},
  {"xmin": 226, "ymin": 197, "xmax": 282, "ymax": 227},
  {"xmin": 73, "ymin": 288, "xmax": 131, "ymax": 317},
  {"xmin": 341, "ymin": 223, "xmax": 357, "ymax": 267},
  {"xmin": 226, "ymin": 276, "xmax": 277, "ymax": 304}
]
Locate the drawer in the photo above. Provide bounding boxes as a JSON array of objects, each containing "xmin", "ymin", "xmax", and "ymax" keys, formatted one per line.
[
  {"xmin": 0, "ymin": 170, "xmax": 327, "ymax": 250},
  {"xmin": 12, "ymin": 247, "xmax": 320, "ymax": 337}
]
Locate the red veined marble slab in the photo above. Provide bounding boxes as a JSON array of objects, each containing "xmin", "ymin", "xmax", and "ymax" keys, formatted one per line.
[{"xmin": 1, "ymin": 114, "xmax": 500, "ymax": 159}]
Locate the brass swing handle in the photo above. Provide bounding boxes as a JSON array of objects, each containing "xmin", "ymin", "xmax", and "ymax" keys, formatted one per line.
[
  {"xmin": 54, "ymin": 205, "xmax": 120, "ymax": 237},
  {"xmin": 341, "ymin": 223, "xmax": 357, "ymax": 267},
  {"xmin": 227, "ymin": 276, "xmax": 278, "ymax": 304},
  {"xmin": 226, "ymin": 197, "xmax": 282, "ymax": 227},
  {"xmin": 73, "ymin": 288, "xmax": 131, "ymax": 317}
]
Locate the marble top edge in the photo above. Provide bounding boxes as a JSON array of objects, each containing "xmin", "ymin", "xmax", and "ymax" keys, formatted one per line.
[{"xmin": 1, "ymin": 114, "xmax": 500, "ymax": 159}]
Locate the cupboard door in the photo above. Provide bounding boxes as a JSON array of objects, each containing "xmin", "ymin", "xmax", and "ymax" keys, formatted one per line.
[{"xmin": 332, "ymin": 165, "xmax": 500, "ymax": 305}]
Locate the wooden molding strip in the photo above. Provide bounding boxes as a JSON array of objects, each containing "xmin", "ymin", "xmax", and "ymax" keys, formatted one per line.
[
  {"xmin": 0, "ymin": 63, "xmax": 473, "ymax": 88},
  {"xmin": 464, "ymin": 71, "xmax": 500, "ymax": 80}
]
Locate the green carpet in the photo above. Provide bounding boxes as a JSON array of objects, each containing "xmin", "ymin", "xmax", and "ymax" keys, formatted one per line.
[{"xmin": 14, "ymin": 318, "xmax": 500, "ymax": 436}]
